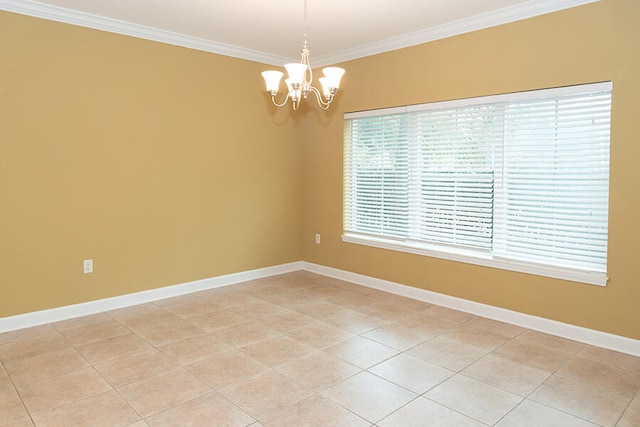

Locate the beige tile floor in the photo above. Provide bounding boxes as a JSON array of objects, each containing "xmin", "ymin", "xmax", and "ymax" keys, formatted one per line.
[{"xmin": 1, "ymin": 271, "xmax": 639, "ymax": 426}]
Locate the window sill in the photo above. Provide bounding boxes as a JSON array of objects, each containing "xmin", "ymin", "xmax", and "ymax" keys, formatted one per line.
[{"xmin": 341, "ymin": 233, "xmax": 607, "ymax": 287}]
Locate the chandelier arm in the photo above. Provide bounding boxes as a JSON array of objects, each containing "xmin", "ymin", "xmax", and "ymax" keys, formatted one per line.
[
  {"xmin": 270, "ymin": 93, "xmax": 291, "ymax": 108},
  {"xmin": 309, "ymin": 86, "xmax": 331, "ymax": 110}
]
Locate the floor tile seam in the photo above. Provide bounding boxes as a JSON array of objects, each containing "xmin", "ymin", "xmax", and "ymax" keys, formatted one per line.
[
  {"xmin": 538, "ymin": 350, "xmax": 638, "ymax": 403},
  {"xmin": 316, "ymin": 387, "xmax": 384, "ymax": 425},
  {"xmin": 140, "ymin": 390, "xmax": 256, "ymax": 425},
  {"xmin": 369, "ymin": 394, "xmax": 427, "ymax": 426},
  {"xmin": 0, "ymin": 361, "xmax": 35, "ymax": 427},
  {"xmin": 109, "ymin": 365, "xmax": 189, "ymax": 391},
  {"xmin": 403, "ymin": 394, "xmax": 495, "ymax": 426},
  {"xmin": 616, "ymin": 392, "xmax": 640, "ymax": 427},
  {"xmin": 217, "ymin": 380, "xmax": 313, "ymax": 422},
  {"xmin": 30, "ymin": 388, "xmax": 143, "ymax": 426},
  {"xmin": 567, "ymin": 354, "xmax": 640, "ymax": 378},
  {"xmin": 522, "ymin": 397, "xmax": 608, "ymax": 427},
  {"xmin": 6, "ymin": 347, "xmax": 95, "ymax": 389},
  {"xmin": 552, "ymin": 360, "xmax": 640, "ymax": 400},
  {"xmin": 364, "ymin": 362, "xmax": 450, "ymax": 396},
  {"xmin": 114, "ymin": 370, "xmax": 216, "ymax": 420}
]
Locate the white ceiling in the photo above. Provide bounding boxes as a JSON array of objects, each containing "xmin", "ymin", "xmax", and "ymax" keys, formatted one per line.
[{"xmin": 1, "ymin": 0, "xmax": 597, "ymax": 66}]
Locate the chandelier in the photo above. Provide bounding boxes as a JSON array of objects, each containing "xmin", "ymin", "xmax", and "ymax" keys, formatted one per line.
[{"xmin": 260, "ymin": 0, "xmax": 345, "ymax": 111}]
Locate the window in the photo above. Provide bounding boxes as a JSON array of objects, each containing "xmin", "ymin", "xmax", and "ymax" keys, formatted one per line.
[{"xmin": 343, "ymin": 82, "xmax": 612, "ymax": 286}]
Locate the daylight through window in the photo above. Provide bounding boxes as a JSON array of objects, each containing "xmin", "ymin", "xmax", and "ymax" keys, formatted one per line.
[{"xmin": 343, "ymin": 82, "xmax": 612, "ymax": 286}]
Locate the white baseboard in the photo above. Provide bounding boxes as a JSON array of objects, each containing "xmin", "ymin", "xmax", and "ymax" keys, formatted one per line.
[
  {"xmin": 0, "ymin": 261, "xmax": 303, "ymax": 334},
  {"xmin": 302, "ymin": 262, "xmax": 640, "ymax": 357},
  {"xmin": 2, "ymin": 259, "xmax": 638, "ymax": 358}
]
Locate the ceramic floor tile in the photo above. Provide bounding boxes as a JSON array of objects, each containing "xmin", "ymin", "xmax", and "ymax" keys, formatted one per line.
[
  {"xmin": 496, "ymin": 399, "xmax": 600, "ymax": 427},
  {"xmin": 118, "ymin": 368, "xmax": 211, "ymax": 418},
  {"xmin": 74, "ymin": 332, "xmax": 151, "ymax": 365},
  {"xmin": 425, "ymin": 306, "xmax": 476, "ymax": 324},
  {"xmin": 0, "ymin": 325, "xmax": 60, "ymax": 346},
  {"xmin": 491, "ymin": 339, "xmax": 569, "ymax": 371},
  {"xmin": 461, "ymin": 354, "xmax": 552, "ymax": 396},
  {"xmin": 219, "ymin": 370, "xmax": 312, "ymax": 420},
  {"xmin": 355, "ymin": 300, "xmax": 420, "ymax": 322},
  {"xmin": 146, "ymin": 392, "xmax": 255, "ymax": 427},
  {"xmin": 529, "ymin": 374, "xmax": 631, "ymax": 426},
  {"xmin": 258, "ymin": 310, "xmax": 316, "ymax": 332},
  {"xmin": 0, "ymin": 364, "xmax": 12, "ymax": 390},
  {"xmin": 0, "ymin": 387, "xmax": 29, "ymax": 425},
  {"xmin": 260, "ymin": 395, "xmax": 370, "ymax": 427},
  {"xmin": 513, "ymin": 330, "xmax": 584, "ymax": 357},
  {"xmin": 425, "ymin": 374, "xmax": 522, "ymax": 425},
  {"xmin": 206, "ymin": 292, "xmax": 265, "ymax": 309},
  {"xmin": 94, "ymin": 349, "xmax": 178, "ymax": 388},
  {"xmin": 187, "ymin": 349, "xmax": 269, "ymax": 389},
  {"xmin": 2, "ymin": 272, "xmax": 637, "ymax": 427},
  {"xmin": 0, "ymin": 417, "xmax": 35, "ymax": 427},
  {"xmin": 363, "ymin": 323, "xmax": 436, "ymax": 351},
  {"xmin": 0, "ymin": 332, "xmax": 70, "ymax": 362},
  {"xmin": 58, "ymin": 319, "xmax": 130, "ymax": 346},
  {"xmin": 186, "ymin": 310, "xmax": 246, "ymax": 333},
  {"xmin": 4, "ymin": 347, "xmax": 89, "ymax": 386},
  {"xmin": 277, "ymin": 351, "xmax": 361, "ymax": 390},
  {"xmin": 617, "ymin": 392, "xmax": 640, "ymax": 427},
  {"xmin": 395, "ymin": 311, "xmax": 465, "ymax": 336},
  {"xmin": 17, "ymin": 367, "xmax": 111, "ymax": 415},
  {"xmin": 212, "ymin": 321, "xmax": 279, "ymax": 348},
  {"xmin": 153, "ymin": 295, "xmax": 222, "ymax": 320},
  {"xmin": 227, "ymin": 300, "xmax": 285, "ymax": 318},
  {"xmin": 239, "ymin": 335, "xmax": 314, "ymax": 367},
  {"xmin": 285, "ymin": 322, "xmax": 354, "ymax": 349},
  {"xmin": 407, "ymin": 334, "xmax": 493, "ymax": 372},
  {"xmin": 320, "ymin": 371, "xmax": 417, "ymax": 423},
  {"xmin": 323, "ymin": 310, "xmax": 390, "ymax": 334},
  {"xmin": 156, "ymin": 334, "xmax": 232, "ymax": 366},
  {"xmin": 324, "ymin": 336, "xmax": 400, "ymax": 369},
  {"xmin": 107, "ymin": 304, "xmax": 177, "ymax": 330},
  {"xmin": 30, "ymin": 390, "xmax": 141, "ymax": 427},
  {"xmin": 463, "ymin": 317, "xmax": 526, "ymax": 339},
  {"xmin": 369, "ymin": 353, "xmax": 454, "ymax": 394},
  {"xmin": 131, "ymin": 316, "xmax": 204, "ymax": 347},
  {"xmin": 52, "ymin": 313, "xmax": 114, "ymax": 332},
  {"xmin": 290, "ymin": 301, "xmax": 348, "ymax": 320},
  {"xmin": 555, "ymin": 356, "xmax": 640, "ymax": 398},
  {"xmin": 576, "ymin": 345, "xmax": 640, "ymax": 373},
  {"xmin": 378, "ymin": 396, "xmax": 486, "ymax": 427}
]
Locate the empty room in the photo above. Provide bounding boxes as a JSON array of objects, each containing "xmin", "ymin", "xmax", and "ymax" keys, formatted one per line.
[{"xmin": 0, "ymin": 0, "xmax": 638, "ymax": 425}]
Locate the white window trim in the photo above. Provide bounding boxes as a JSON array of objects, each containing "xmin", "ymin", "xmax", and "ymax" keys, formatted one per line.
[
  {"xmin": 342, "ymin": 233, "xmax": 607, "ymax": 286},
  {"xmin": 343, "ymin": 82, "xmax": 612, "ymax": 287}
]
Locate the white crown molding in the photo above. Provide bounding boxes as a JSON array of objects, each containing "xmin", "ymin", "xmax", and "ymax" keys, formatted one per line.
[
  {"xmin": 0, "ymin": 0, "xmax": 293, "ymax": 66},
  {"xmin": 2, "ymin": 0, "xmax": 598, "ymax": 67},
  {"xmin": 313, "ymin": 0, "xmax": 600, "ymax": 66}
]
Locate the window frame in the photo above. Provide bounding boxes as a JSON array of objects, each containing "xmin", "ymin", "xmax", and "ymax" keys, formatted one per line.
[{"xmin": 342, "ymin": 82, "xmax": 612, "ymax": 286}]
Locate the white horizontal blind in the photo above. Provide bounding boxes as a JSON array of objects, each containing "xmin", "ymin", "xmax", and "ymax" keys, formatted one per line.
[
  {"xmin": 344, "ymin": 114, "xmax": 410, "ymax": 239},
  {"xmin": 496, "ymin": 90, "xmax": 611, "ymax": 271},
  {"xmin": 344, "ymin": 82, "xmax": 611, "ymax": 283},
  {"xmin": 410, "ymin": 105, "xmax": 501, "ymax": 250}
]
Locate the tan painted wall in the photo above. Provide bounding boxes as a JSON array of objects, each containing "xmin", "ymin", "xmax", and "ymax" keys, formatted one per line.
[
  {"xmin": 0, "ymin": 12, "xmax": 303, "ymax": 317},
  {"xmin": 302, "ymin": 0, "xmax": 640, "ymax": 340},
  {"xmin": 2, "ymin": 0, "xmax": 638, "ymax": 341}
]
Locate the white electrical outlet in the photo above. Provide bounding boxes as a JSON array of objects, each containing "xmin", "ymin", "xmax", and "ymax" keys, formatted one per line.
[
  {"xmin": 315, "ymin": 234, "xmax": 321, "ymax": 244},
  {"xmin": 83, "ymin": 259, "xmax": 93, "ymax": 274}
]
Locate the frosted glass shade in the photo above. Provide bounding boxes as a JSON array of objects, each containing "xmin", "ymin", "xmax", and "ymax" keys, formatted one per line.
[
  {"xmin": 322, "ymin": 67, "xmax": 345, "ymax": 89},
  {"xmin": 284, "ymin": 63, "xmax": 308, "ymax": 85},
  {"xmin": 261, "ymin": 70, "xmax": 284, "ymax": 93}
]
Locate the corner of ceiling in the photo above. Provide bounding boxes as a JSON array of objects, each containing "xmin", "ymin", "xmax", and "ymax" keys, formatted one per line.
[{"xmin": 1, "ymin": 0, "xmax": 599, "ymax": 68}]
